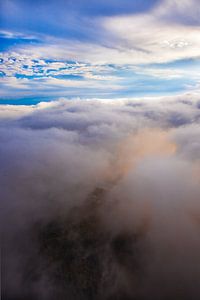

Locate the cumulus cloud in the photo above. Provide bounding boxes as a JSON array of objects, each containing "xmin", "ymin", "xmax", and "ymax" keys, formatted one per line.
[{"xmin": 1, "ymin": 95, "xmax": 200, "ymax": 299}]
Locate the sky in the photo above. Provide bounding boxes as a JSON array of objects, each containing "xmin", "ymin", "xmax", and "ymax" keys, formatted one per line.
[
  {"xmin": 2, "ymin": 2, "xmax": 200, "ymax": 299},
  {"xmin": 0, "ymin": 0, "xmax": 200, "ymax": 104}
]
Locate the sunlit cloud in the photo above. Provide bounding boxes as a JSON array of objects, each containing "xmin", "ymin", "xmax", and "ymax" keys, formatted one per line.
[{"xmin": 0, "ymin": 0, "xmax": 200, "ymax": 101}]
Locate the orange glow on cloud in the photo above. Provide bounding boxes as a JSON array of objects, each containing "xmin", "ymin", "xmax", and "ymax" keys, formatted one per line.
[{"xmin": 105, "ymin": 128, "xmax": 177, "ymax": 183}]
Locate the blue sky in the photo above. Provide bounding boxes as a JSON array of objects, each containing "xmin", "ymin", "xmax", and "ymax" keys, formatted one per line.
[{"xmin": 0, "ymin": 0, "xmax": 200, "ymax": 104}]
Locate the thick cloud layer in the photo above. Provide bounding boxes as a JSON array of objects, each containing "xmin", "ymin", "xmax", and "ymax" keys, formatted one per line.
[{"xmin": 1, "ymin": 95, "xmax": 200, "ymax": 299}]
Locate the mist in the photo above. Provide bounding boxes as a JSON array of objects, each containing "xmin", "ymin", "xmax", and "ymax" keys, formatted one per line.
[{"xmin": 1, "ymin": 96, "xmax": 200, "ymax": 300}]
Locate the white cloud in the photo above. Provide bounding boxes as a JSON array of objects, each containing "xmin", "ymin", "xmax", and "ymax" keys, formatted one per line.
[
  {"xmin": 156, "ymin": 0, "xmax": 200, "ymax": 25},
  {"xmin": 8, "ymin": 0, "xmax": 199, "ymax": 66},
  {"xmin": 1, "ymin": 1, "xmax": 200, "ymax": 68},
  {"xmin": 101, "ymin": 6, "xmax": 200, "ymax": 64}
]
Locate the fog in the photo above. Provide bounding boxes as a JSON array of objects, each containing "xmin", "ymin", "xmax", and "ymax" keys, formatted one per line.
[{"xmin": 1, "ymin": 96, "xmax": 200, "ymax": 299}]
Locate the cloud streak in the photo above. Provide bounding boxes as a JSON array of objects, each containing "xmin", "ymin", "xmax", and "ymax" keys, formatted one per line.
[{"xmin": 1, "ymin": 0, "xmax": 200, "ymax": 100}]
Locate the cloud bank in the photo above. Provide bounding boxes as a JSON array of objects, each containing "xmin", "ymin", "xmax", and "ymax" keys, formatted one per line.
[{"xmin": 1, "ymin": 95, "xmax": 200, "ymax": 299}]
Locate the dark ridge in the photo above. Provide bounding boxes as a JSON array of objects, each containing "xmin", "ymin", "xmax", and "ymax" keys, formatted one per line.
[{"xmin": 34, "ymin": 187, "xmax": 145, "ymax": 299}]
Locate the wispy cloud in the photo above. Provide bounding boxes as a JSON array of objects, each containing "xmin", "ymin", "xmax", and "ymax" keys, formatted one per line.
[{"xmin": 1, "ymin": 0, "xmax": 200, "ymax": 101}]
